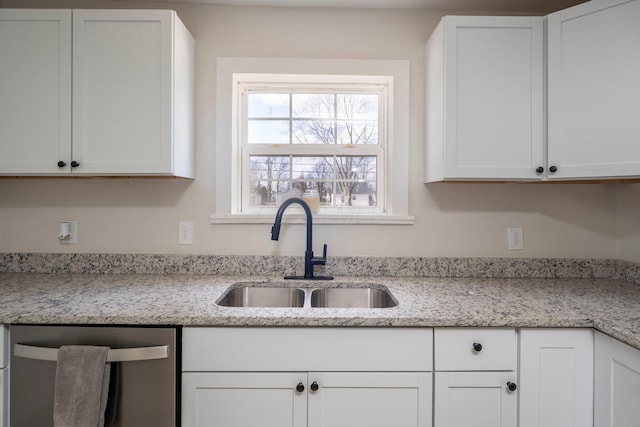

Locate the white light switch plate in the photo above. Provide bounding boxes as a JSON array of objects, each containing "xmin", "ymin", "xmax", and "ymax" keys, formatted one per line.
[
  {"xmin": 507, "ymin": 227, "xmax": 524, "ymax": 250},
  {"xmin": 179, "ymin": 221, "xmax": 194, "ymax": 245}
]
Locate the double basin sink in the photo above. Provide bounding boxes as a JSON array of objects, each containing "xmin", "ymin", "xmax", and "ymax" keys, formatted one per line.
[{"xmin": 216, "ymin": 282, "xmax": 397, "ymax": 309}]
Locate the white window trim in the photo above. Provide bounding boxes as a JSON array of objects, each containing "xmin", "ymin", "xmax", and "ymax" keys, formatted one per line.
[{"xmin": 211, "ymin": 57, "xmax": 414, "ymax": 225}]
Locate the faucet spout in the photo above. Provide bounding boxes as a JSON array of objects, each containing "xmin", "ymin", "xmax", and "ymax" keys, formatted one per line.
[{"xmin": 271, "ymin": 197, "xmax": 333, "ymax": 280}]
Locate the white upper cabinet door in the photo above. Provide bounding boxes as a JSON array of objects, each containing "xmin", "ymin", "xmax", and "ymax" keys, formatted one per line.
[
  {"xmin": 72, "ymin": 9, "xmax": 194, "ymax": 177},
  {"xmin": 519, "ymin": 328, "xmax": 594, "ymax": 427},
  {"xmin": 0, "ymin": 9, "xmax": 72, "ymax": 175},
  {"xmin": 547, "ymin": 0, "xmax": 640, "ymax": 179},
  {"xmin": 425, "ymin": 16, "xmax": 544, "ymax": 182}
]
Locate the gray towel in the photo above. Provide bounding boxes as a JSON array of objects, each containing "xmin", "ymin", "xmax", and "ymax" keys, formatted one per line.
[{"xmin": 53, "ymin": 345, "xmax": 111, "ymax": 427}]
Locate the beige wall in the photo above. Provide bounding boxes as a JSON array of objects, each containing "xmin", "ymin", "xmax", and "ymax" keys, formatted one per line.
[
  {"xmin": 0, "ymin": 0, "xmax": 630, "ymax": 258},
  {"xmin": 617, "ymin": 185, "xmax": 640, "ymax": 263}
]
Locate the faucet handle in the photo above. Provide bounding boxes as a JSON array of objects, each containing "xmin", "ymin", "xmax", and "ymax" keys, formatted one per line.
[{"xmin": 312, "ymin": 244, "xmax": 328, "ymax": 266}]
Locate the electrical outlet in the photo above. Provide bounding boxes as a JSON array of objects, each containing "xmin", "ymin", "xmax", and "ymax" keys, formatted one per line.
[
  {"xmin": 59, "ymin": 221, "xmax": 78, "ymax": 245},
  {"xmin": 507, "ymin": 227, "xmax": 524, "ymax": 251},
  {"xmin": 179, "ymin": 221, "xmax": 194, "ymax": 245}
]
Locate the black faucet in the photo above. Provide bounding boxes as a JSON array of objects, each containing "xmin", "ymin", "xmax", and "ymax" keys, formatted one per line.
[{"xmin": 271, "ymin": 197, "xmax": 333, "ymax": 280}]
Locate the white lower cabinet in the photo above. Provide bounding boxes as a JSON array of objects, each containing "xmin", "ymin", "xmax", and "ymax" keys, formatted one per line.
[
  {"xmin": 182, "ymin": 327, "xmax": 433, "ymax": 427},
  {"xmin": 594, "ymin": 331, "xmax": 640, "ymax": 427},
  {"xmin": 182, "ymin": 372, "xmax": 307, "ymax": 427},
  {"xmin": 433, "ymin": 328, "xmax": 518, "ymax": 427},
  {"xmin": 0, "ymin": 326, "xmax": 7, "ymax": 427},
  {"xmin": 181, "ymin": 326, "xmax": 640, "ymax": 427},
  {"xmin": 183, "ymin": 371, "xmax": 431, "ymax": 427},
  {"xmin": 519, "ymin": 328, "xmax": 594, "ymax": 427},
  {"xmin": 434, "ymin": 372, "xmax": 517, "ymax": 427}
]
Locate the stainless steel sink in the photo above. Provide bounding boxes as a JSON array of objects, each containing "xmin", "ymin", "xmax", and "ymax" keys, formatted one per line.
[
  {"xmin": 216, "ymin": 283, "xmax": 397, "ymax": 308},
  {"xmin": 216, "ymin": 286, "xmax": 305, "ymax": 308},
  {"xmin": 310, "ymin": 287, "xmax": 397, "ymax": 308}
]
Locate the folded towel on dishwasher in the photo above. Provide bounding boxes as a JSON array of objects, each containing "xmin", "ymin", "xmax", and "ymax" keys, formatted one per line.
[{"xmin": 53, "ymin": 345, "xmax": 111, "ymax": 427}]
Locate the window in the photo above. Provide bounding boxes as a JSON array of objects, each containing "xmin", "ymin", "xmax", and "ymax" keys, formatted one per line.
[
  {"xmin": 240, "ymin": 79, "xmax": 387, "ymax": 215},
  {"xmin": 212, "ymin": 58, "xmax": 413, "ymax": 225}
]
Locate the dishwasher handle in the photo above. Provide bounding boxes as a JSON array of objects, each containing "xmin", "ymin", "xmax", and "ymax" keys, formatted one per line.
[{"xmin": 14, "ymin": 343, "xmax": 170, "ymax": 363}]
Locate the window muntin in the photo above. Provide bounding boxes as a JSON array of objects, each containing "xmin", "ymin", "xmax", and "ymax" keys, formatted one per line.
[{"xmin": 240, "ymin": 81, "xmax": 387, "ymax": 214}]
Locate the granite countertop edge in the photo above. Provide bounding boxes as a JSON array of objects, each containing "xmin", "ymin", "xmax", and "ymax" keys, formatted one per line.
[{"xmin": 1, "ymin": 273, "xmax": 639, "ymax": 350}]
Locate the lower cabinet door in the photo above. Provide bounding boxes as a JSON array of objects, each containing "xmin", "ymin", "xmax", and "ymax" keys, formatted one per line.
[
  {"xmin": 182, "ymin": 372, "xmax": 307, "ymax": 427},
  {"xmin": 519, "ymin": 328, "xmax": 593, "ymax": 427},
  {"xmin": 595, "ymin": 332, "xmax": 640, "ymax": 427},
  {"xmin": 0, "ymin": 369, "xmax": 5, "ymax": 427},
  {"xmin": 434, "ymin": 372, "xmax": 517, "ymax": 427},
  {"xmin": 307, "ymin": 372, "xmax": 432, "ymax": 427}
]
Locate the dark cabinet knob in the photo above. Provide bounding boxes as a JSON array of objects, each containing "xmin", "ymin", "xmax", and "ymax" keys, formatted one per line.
[
  {"xmin": 507, "ymin": 381, "xmax": 517, "ymax": 392},
  {"xmin": 535, "ymin": 166, "xmax": 544, "ymax": 174},
  {"xmin": 310, "ymin": 381, "xmax": 319, "ymax": 392},
  {"xmin": 70, "ymin": 161, "xmax": 80, "ymax": 168},
  {"xmin": 549, "ymin": 166, "xmax": 558, "ymax": 173},
  {"xmin": 472, "ymin": 342, "xmax": 483, "ymax": 352},
  {"xmin": 57, "ymin": 161, "xmax": 67, "ymax": 168},
  {"xmin": 296, "ymin": 382, "xmax": 305, "ymax": 393}
]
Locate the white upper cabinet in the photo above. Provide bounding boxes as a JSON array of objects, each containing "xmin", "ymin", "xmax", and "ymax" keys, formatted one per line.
[
  {"xmin": 547, "ymin": 0, "xmax": 640, "ymax": 180},
  {"xmin": 0, "ymin": 10, "xmax": 72, "ymax": 175},
  {"xmin": 0, "ymin": 9, "xmax": 195, "ymax": 178},
  {"xmin": 425, "ymin": 16, "xmax": 544, "ymax": 182},
  {"xmin": 425, "ymin": 0, "xmax": 640, "ymax": 182}
]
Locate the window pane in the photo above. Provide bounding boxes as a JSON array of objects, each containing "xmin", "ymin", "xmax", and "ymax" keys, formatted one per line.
[
  {"xmin": 332, "ymin": 156, "xmax": 377, "ymax": 207},
  {"xmin": 248, "ymin": 156, "xmax": 291, "ymax": 206},
  {"xmin": 248, "ymin": 93, "xmax": 289, "ymax": 118},
  {"xmin": 248, "ymin": 120, "xmax": 290, "ymax": 144},
  {"xmin": 292, "ymin": 94, "xmax": 334, "ymax": 119},
  {"xmin": 336, "ymin": 120, "xmax": 378, "ymax": 145},
  {"xmin": 292, "ymin": 120, "xmax": 335, "ymax": 144},
  {"xmin": 337, "ymin": 94, "xmax": 378, "ymax": 120}
]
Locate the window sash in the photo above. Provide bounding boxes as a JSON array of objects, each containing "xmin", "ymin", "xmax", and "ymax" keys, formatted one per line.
[{"xmin": 238, "ymin": 82, "xmax": 388, "ymax": 215}]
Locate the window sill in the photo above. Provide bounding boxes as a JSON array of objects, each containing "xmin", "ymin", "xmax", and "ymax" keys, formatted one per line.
[{"xmin": 209, "ymin": 213, "xmax": 415, "ymax": 225}]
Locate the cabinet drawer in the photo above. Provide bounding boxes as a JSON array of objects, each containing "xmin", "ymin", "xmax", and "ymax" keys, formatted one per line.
[
  {"xmin": 183, "ymin": 327, "xmax": 433, "ymax": 372},
  {"xmin": 434, "ymin": 328, "xmax": 516, "ymax": 371}
]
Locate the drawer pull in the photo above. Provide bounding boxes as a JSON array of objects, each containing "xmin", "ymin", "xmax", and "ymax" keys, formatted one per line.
[
  {"xmin": 310, "ymin": 381, "xmax": 319, "ymax": 392},
  {"xmin": 472, "ymin": 342, "xmax": 483, "ymax": 352},
  {"xmin": 296, "ymin": 382, "xmax": 305, "ymax": 393},
  {"xmin": 506, "ymin": 381, "xmax": 517, "ymax": 392}
]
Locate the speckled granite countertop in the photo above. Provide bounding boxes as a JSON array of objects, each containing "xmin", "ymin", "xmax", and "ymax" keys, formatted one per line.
[{"xmin": 1, "ymin": 273, "xmax": 639, "ymax": 350}]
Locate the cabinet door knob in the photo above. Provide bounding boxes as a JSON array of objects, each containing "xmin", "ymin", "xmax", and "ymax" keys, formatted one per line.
[
  {"xmin": 549, "ymin": 166, "xmax": 558, "ymax": 173},
  {"xmin": 310, "ymin": 381, "xmax": 319, "ymax": 392},
  {"xmin": 535, "ymin": 166, "xmax": 544, "ymax": 174},
  {"xmin": 57, "ymin": 161, "xmax": 67, "ymax": 168},
  {"xmin": 70, "ymin": 161, "xmax": 80, "ymax": 168},
  {"xmin": 506, "ymin": 381, "xmax": 517, "ymax": 392},
  {"xmin": 296, "ymin": 382, "xmax": 305, "ymax": 393},
  {"xmin": 472, "ymin": 342, "xmax": 483, "ymax": 352}
]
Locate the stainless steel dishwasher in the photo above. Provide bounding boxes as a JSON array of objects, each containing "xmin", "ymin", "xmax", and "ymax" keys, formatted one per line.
[{"xmin": 10, "ymin": 325, "xmax": 179, "ymax": 426}]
